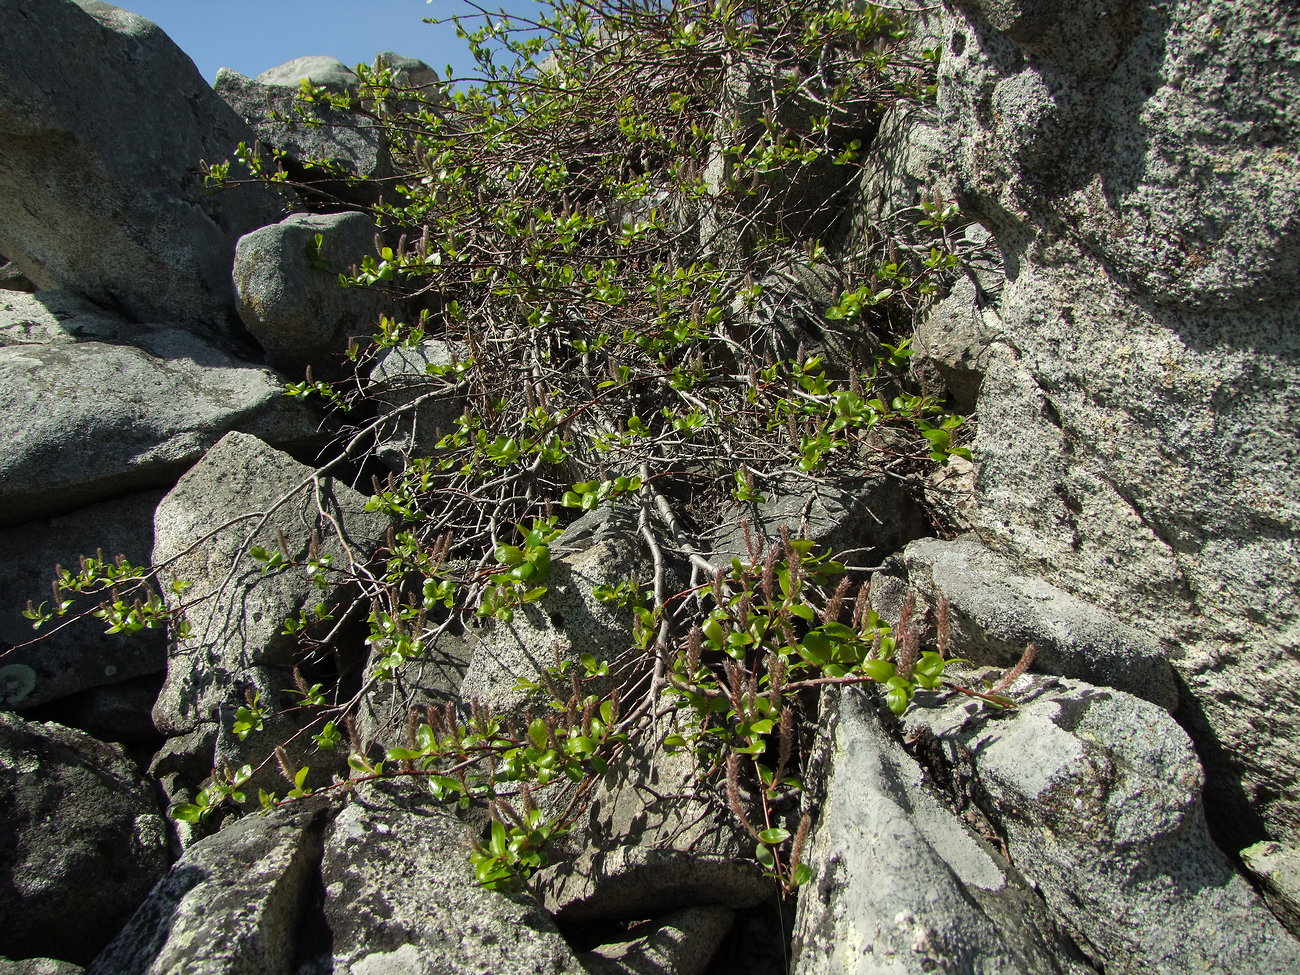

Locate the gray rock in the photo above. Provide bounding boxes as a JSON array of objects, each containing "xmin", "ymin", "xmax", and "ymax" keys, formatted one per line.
[
  {"xmin": 215, "ymin": 67, "xmax": 391, "ymax": 202},
  {"xmin": 0, "ymin": 491, "xmax": 165, "ymax": 711},
  {"xmin": 1242, "ymin": 841, "xmax": 1300, "ymax": 935},
  {"xmin": 0, "ymin": 260, "xmax": 35, "ymax": 292},
  {"xmin": 874, "ymin": 535, "xmax": 1179, "ymax": 710},
  {"xmin": 0, "ymin": 712, "xmax": 169, "ymax": 965},
  {"xmin": 302, "ymin": 779, "xmax": 585, "ymax": 975},
  {"xmin": 913, "ymin": 271, "xmax": 1000, "ymax": 412},
  {"xmin": 356, "ymin": 634, "xmax": 472, "ymax": 753},
  {"xmin": 0, "ymin": 0, "xmax": 282, "ymax": 329},
  {"xmin": 255, "ymin": 55, "xmax": 358, "ymax": 90},
  {"xmin": 538, "ymin": 717, "xmax": 773, "ymax": 924},
  {"xmin": 0, "ymin": 292, "xmax": 326, "ymax": 525},
  {"xmin": 150, "ymin": 432, "xmax": 388, "ymax": 797},
  {"xmin": 903, "ymin": 674, "xmax": 1300, "ymax": 974},
  {"xmin": 367, "ymin": 338, "xmax": 466, "ymax": 463},
  {"xmin": 710, "ymin": 473, "xmax": 928, "ymax": 571},
  {"xmin": 0, "ymin": 960, "xmax": 83, "ymax": 975},
  {"xmin": 792, "ymin": 687, "xmax": 1090, "ymax": 975},
  {"xmin": 579, "ymin": 906, "xmax": 734, "ymax": 975},
  {"xmin": 932, "ymin": 0, "xmax": 1300, "ymax": 843},
  {"xmin": 88, "ymin": 799, "xmax": 331, "ymax": 975},
  {"xmin": 373, "ymin": 52, "xmax": 441, "ymax": 91},
  {"xmin": 459, "ymin": 533, "xmax": 651, "ymax": 725},
  {"xmin": 1, "ymin": 289, "xmax": 124, "ymax": 345},
  {"xmin": 234, "ymin": 211, "xmax": 391, "ymax": 376},
  {"xmin": 942, "ymin": 0, "xmax": 1300, "ymax": 311}
]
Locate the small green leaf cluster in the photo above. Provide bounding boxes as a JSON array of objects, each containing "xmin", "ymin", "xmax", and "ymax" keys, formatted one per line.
[
  {"xmin": 23, "ymin": 551, "xmax": 187, "ymax": 637},
  {"xmin": 232, "ymin": 690, "xmax": 267, "ymax": 740},
  {"xmin": 480, "ymin": 518, "xmax": 562, "ymax": 621},
  {"xmin": 172, "ymin": 764, "xmax": 253, "ymax": 824},
  {"xmin": 658, "ymin": 531, "xmax": 976, "ymax": 888},
  {"xmin": 561, "ymin": 475, "xmax": 642, "ymax": 511}
]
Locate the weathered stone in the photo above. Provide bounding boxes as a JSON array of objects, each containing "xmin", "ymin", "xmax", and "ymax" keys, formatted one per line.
[
  {"xmin": 300, "ymin": 779, "xmax": 585, "ymax": 975},
  {"xmin": 870, "ymin": 534, "xmax": 1179, "ymax": 710},
  {"xmin": 234, "ymin": 211, "xmax": 392, "ymax": 375},
  {"xmin": 373, "ymin": 52, "xmax": 442, "ymax": 91},
  {"xmin": 710, "ymin": 473, "xmax": 928, "ymax": 571},
  {"xmin": 792, "ymin": 687, "xmax": 1091, "ymax": 975},
  {"xmin": 0, "ymin": 0, "xmax": 282, "ymax": 329},
  {"xmin": 459, "ymin": 533, "xmax": 651, "ymax": 725},
  {"xmin": 538, "ymin": 716, "xmax": 773, "ymax": 924},
  {"xmin": 356, "ymin": 634, "xmax": 472, "ymax": 753},
  {"xmin": 1242, "ymin": 841, "xmax": 1300, "ymax": 935},
  {"xmin": 579, "ymin": 906, "xmax": 734, "ymax": 975},
  {"xmin": 88, "ymin": 799, "xmax": 331, "ymax": 975},
  {"xmin": 0, "ymin": 491, "xmax": 165, "ymax": 711},
  {"xmin": 0, "ymin": 960, "xmax": 83, "ymax": 975},
  {"xmin": 215, "ymin": 67, "xmax": 391, "ymax": 202},
  {"xmin": 932, "ymin": 0, "xmax": 1300, "ymax": 843},
  {"xmin": 913, "ymin": 266, "xmax": 1001, "ymax": 412},
  {"xmin": 0, "ymin": 291, "xmax": 326, "ymax": 525},
  {"xmin": 256, "ymin": 55, "xmax": 358, "ymax": 89},
  {"xmin": 367, "ymin": 338, "xmax": 466, "ymax": 464},
  {"xmin": 150, "ymin": 432, "xmax": 388, "ymax": 798},
  {"xmin": 943, "ymin": 0, "xmax": 1300, "ymax": 311},
  {"xmin": 903, "ymin": 674, "xmax": 1300, "ymax": 974},
  {"xmin": 0, "ymin": 712, "xmax": 169, "ymax": 965}
]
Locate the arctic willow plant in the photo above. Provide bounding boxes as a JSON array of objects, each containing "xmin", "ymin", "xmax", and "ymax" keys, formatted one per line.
[{"xmin": 31, "ymin": 0, "xmax": 1007, "ymax": 889}]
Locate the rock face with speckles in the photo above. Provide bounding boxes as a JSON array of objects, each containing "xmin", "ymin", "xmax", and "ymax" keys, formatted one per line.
[
  {"xmin": 0, "ymin": 711, "xmax": 169, "ymax": 965},
  {"xmin": 88, "ymin": 799, "xmax": 330, "ymax": 975},
  {"xmin": 149, "ymin": 432, "xmax": 389, "ymax": 808},
  {"xmin": 915, "ymin": 0, "xmax": 1300, "ymax": 845},
  {"xmin": 233, "ymin": 211, "xmax": 392, "ymax": 376},
  {"xmin": 0, "ymin": 290, "xmax": 325, "ymax": 525},
  {"xmin": 870, "ymin": 535, "xmax": 1179, "ymax": 710},
  {"xmin": 298, "ymin": 781, "xmax": 587, "ymax": 975},
  {"xmin": 901, "ymin": 674, "xmax": 1300, "ymax": 973},
  {"xmin": 792, "ymin": 687, "xmax": 1092, "ymax": 975},
  {"xmin": 459, "ymin": 530, "xmax": 657, "ymax": 725},
  {"xmin": 0, "ymin": 0, "xmax": 283, "ymax": 330}
]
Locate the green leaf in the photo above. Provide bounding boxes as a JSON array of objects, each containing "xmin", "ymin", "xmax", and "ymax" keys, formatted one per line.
[
  {"xmin": 758, "ymin": 827, "xmax": 791, "ymax": 844},
  {"xmin": 861, "ymin": 659, "xmax": 896, "ymax": 682},
  {"xmin": 489, "ymin": 819, "xmax": 509, "ymax": 859},
  {"xmin": 528, "ymin": 718, "xmax": 550, "ymax": 750},
  {"xmin": 172, "ymin": 802, "xmax": 206, "ymax": 823},
  {"xmin": 755, "ymin": 843, "xmax": 776, "ymax": 868},
  {"xmin": 792, "ymin": 863, "xmax": 814, "ymax": 887},
  {"xmin": 798, "ymin": 632, "xmax": 832, "ymax": 666},
  {"xmin": 495, "ymin": 544, "xmax": 524, "ymax": 565}
]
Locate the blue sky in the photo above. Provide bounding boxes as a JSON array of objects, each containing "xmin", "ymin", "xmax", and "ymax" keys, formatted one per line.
[{"xmin": 121, "ymin": 1, "xmax": 538, "ymax": 84}]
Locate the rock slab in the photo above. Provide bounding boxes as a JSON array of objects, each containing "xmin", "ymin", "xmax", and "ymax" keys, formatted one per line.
[
  {"xmin": 903, "ymin": 674, "xmax": 1300, "ymax": 973},
  {"xmin": 0, "ymin": 712, "xmax": 169, "ymax": 965},
  {"xmin": 0, "ymin": 0, "xmax": 282, "ymax": 329}
]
